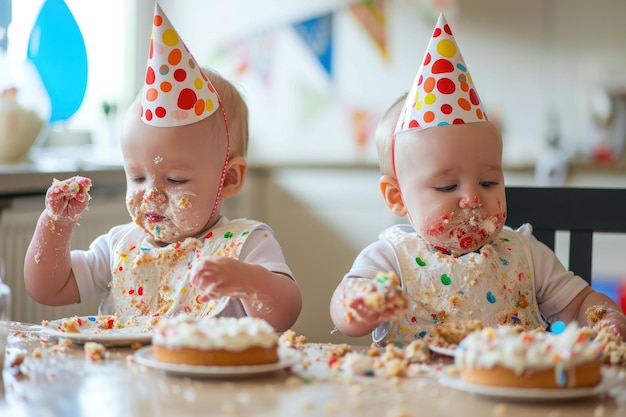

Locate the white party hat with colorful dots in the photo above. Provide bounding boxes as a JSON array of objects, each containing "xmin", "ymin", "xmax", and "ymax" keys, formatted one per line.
[
  {"xmin": 394, "ymin": 13, "xmax": 487, "ymax": 135},
  {"xmin": 141, "ymin": 3, "xmax": 221, "ymax": 127}
]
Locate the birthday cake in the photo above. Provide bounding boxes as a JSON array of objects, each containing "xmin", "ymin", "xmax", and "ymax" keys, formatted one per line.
[
  {"xmin": 454, "ymin": 323, "xmax": 604, "ymax": 388},
  {"xmin": 152, "ymin": 315, "xmax": 279, "ymax": 366}
]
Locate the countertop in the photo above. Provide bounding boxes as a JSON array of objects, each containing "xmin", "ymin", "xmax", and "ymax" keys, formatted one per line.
[
  {"xmin": 2, "ymin": 147, "xmax": 626, "ymax": 198},
  {"xmin": 2, "ymin": 322, "xmax": 626, "ymax": 417}
]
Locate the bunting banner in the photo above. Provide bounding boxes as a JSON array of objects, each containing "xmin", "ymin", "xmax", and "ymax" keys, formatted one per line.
[
  {"xmin": 349, "ymin": 0, "xmax": 389, "ymax": 61},
  {"xmin": 292, "ymin": 13, "xmax": 333, "ymax": 79},
  {"xmin": 351, "ymin": 108, "xmax": 377, "ymax": 150},
  {"xmin": 295, "ymin": 77, "xmax": 333, "ymax": 124},
  {"xmin": 207, "ymin": 32, "xmax": 275, "ymax": 88}
]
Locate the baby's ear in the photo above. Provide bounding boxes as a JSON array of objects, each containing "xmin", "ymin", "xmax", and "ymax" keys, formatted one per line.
[
  {"xmin": 221, "ymin": 156, "xmax": 247, "ymax": 198},
  {"xmin": 379, "ymin": 175, "xmax": 407, "ymax": 217}
]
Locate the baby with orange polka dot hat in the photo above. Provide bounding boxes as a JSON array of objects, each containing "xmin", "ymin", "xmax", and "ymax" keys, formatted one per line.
[
  {"xmin": 24, "ymin": 3, "xmax": 301, "ymax": 331},
  {"xmin": 330, "ymin": 13, "xmax": 626, "ymax": 346}
]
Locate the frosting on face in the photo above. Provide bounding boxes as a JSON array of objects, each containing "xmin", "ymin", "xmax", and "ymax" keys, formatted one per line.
[
  {"xmin": 424, "ymin": 207, "xmax": 506, "ymax": 253},
  {"xmin": 152, "ymin": 315, "xmax": 278, "ymax": 351},
  {"xmin": 127, "ymin": 186, "xmax": 202, "ymax": 242}
]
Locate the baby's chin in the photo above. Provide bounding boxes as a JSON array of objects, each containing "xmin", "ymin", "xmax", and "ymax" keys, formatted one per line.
[{"xmin": 423, "ymin": 232, "xmax": 499, "ymax": 255}]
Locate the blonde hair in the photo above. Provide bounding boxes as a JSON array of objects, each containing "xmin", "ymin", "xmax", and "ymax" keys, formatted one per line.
[
  {"xmin": 204, "ymin": 69, "xmax": 249, "ymax": 157},
  {"xmin": 376, "ymin": 93, "xmax": 408, "ymax": 176}
]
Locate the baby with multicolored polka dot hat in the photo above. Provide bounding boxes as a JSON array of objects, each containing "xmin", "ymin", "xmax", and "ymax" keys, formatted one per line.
[
  {"xmin": 331, "ymin": 13, "xmax": 626, "ymax": 346},
  {"xmin": 24, "ymin": 3, "xmax": 302, "ymax": 332}
]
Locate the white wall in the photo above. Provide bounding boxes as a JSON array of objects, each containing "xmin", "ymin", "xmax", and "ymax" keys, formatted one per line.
[{"xmin": 153, "ymin": 0, "xmax": 626, "ymax": 166}]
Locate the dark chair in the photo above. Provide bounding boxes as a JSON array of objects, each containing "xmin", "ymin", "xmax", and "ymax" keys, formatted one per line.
[{"xmin": 505, "ymin": 186, "xmax": 626, "ymax": 284}]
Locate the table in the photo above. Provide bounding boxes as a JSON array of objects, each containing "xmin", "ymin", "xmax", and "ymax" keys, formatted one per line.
[{"xmin": 2, "ymin": 322, "xmax": 626, "ymax": 417}]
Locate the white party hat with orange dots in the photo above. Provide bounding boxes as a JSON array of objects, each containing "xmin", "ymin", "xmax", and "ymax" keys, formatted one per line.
[
  {"xmin": 394, "ymin": 13, "xmax": 487, "ymax": 135},
  {"xmin": 141, "ymin": 3, "xmax": 221, "ymax": 127}
]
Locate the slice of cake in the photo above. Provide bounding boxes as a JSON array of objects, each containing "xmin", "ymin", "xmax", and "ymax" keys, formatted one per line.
[{"xmin": 152, "ymin": 315, "xmax": 279, "ymax": 366}]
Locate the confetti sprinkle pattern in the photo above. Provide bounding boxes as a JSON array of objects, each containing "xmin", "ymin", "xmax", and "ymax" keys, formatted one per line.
[
  {"xmin": 395, "ymin": 13, "xmax": 487, "ymax": 134},
  {"xmin": 141, "ymin": 4, "xmax": 220, "ymax": 127},
  {"xmin": 379, "ymin": 225, "xmax": 545, "ymax": 346}
]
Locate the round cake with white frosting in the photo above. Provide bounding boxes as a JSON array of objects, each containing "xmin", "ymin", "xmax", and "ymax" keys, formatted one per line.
[
  {"xmin": 152, "ymin": 315, "xmax": 279, "ymax": 366},
  {"xmin": 455, "ymin": 323, "xmax": 605, "ymax": 388}
]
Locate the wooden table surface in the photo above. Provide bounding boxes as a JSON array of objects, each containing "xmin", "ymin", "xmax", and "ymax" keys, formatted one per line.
[{"xmin": 2, "ymin": 321, "xmax": 626, "ymax": 417}]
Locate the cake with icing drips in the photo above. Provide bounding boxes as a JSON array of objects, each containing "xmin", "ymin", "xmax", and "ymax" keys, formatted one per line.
[
  {"xmin": 455, "ymin": 322, "xmax": 605, "ymax": 388},
  {"xmin": 152, "ymin": 315, "xmax": 279, "ymax": 366}
]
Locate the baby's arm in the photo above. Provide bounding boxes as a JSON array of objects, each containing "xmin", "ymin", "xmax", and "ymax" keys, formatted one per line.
[
  {"xmin": 24, "ymin": 176, "xmax": 92, "ymax": 306},
  {"xmin": 191, "ymin": 256, "xmax": 302, "ymax": 332},
  {"xmin": 330, "ymin": 273, "xmax": 408, "ymax": 337},
  {"xmin": 549, "ymin": 286, "xmax": 626, "ymax": 339}
]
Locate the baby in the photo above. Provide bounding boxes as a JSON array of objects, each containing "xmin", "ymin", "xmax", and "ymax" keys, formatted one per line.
[
  {"xmin": 330, "ymin": 14, "xmax": 626, "ymax": 346},
  {"xmin": 24, "ymin": 4, "xmax": 301, "ymax": 331}
]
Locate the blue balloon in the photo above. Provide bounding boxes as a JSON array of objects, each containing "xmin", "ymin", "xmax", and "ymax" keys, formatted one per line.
[{"xmin": 27, "ymin": 0, "xmax": 88, "ymax": 123}]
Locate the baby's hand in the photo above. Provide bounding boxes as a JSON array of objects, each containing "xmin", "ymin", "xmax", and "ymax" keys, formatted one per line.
[
  {"xmin": 190, "ymin": 256, "xmax": 243, "ymax": 302},
  {"xmin": 341, "ymin": 273, "xmax": 409, "ymax": 325},
  {"xmin": 45, "ymin": 176, "xmax": 92, "ymax": 225}
]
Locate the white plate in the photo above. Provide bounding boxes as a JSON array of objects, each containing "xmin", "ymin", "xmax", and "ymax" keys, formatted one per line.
[
  {"xmin": 42, "ymin": 315, "xmax": 156, "ymax": 347},
  {"xmin": 429, "ymin": 344, "xmax": 456, "ymax": 357},
  {"xmin": 134, "ymin": 346, "xmax": 302, "ymax": 378},
  {"xmin": 439, "ymin": 370, "xmax": 618, "ymax": 401}
]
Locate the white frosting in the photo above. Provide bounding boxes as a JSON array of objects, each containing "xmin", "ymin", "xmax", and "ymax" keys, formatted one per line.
[
  {"xmin": 455, "ymin": 322, "xmax": 604, "ymax": 375},
  {"xmin": 152, "ymin": 315, "xmax": 278, "ymax": 351}
]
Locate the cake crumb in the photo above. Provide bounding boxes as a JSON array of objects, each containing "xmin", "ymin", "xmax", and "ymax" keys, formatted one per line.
[
  {"xmin": 279, "ymin": 329, "xmax": 307, "ymax": 348},
  {"xmin": 284, "ymin": 375, "xmax": 304, "ymax": 388},
  {"xmin": 385, "ymin": 408, "xmax": 413, "ymax": 417},
  {"xmin": 593, "ymin": 405, "xmax": 606, "ymax": 417},
  {"xmin": 326, "ymin": 343, "xmax": 352, "ymax": 358},
  {"xmin": 586, "ymin": 306, "xmax": 608, "ymax": 323},
  {"xmin": 492, "ymin": 403, "xmax": 507, "ymax": 416},
  {"xmin": 84, "ymin": 342, "xmax": 107, "ymax": 362}
]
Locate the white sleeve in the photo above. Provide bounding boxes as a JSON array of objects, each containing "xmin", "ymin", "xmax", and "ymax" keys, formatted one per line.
[
  {"xmin": 238, "ymin": 224, "xmax": 294, "ymax": 281},
  {"xmin": 342, "ymin": 240, "xmax": 400, "ymax": 282},
  {"xmin": 517, "ymin": 224, "xmax": 589, "ymax": 317},
  {"xmin": 71, "ymin": 224, "xmax": 132, "ymax": 303}
]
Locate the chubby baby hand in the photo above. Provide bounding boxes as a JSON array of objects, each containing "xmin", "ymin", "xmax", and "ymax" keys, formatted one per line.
[
  {"xmin": 342, "ymin": 273, "xmax": 409, "ymax": 325},
  {"xmin": 190, "ymin": 256, "xmax": 243, "ymax": 302},
  {"xmin": 45, "ymin": 176, "xmax": 92, "ymax": 225}
]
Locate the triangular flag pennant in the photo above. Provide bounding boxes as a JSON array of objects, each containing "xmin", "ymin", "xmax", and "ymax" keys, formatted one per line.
[
  {"xmin": 293, "ymin": 13, "xmax": 333, "ymax": 78},
  {"xmin": 349, "ymin": 0, "xmax": 389, "ymax": 61},
  {"xmin": 295, "ymin": 77, "xmax": 333, "ymax": 124},
  {"xmin": 351, "ymin": 108, "xmax": 377, "ymax": 149}
]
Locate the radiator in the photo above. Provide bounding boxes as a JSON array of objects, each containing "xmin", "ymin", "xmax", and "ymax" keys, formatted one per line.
[{"xmin": 0, "ymin": 194, "xmax": 130, "ymax": 324}]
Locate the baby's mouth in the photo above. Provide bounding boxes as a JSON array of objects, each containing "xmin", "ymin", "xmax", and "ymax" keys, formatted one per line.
[{"xmin": 145, "ymin": 213, "xmax": 166, "ymax": 224}]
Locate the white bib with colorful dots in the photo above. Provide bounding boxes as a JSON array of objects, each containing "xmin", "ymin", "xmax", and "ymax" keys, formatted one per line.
[
  {"xmin": 101, "ymin": 219, "xmax": 263, "ymax": 318},
  {"xmin": 379, "ymin": 225, "xmax": 546, "ymax": 346}
]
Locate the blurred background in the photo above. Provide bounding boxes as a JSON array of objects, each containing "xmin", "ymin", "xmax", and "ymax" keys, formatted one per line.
[{"xmin": 1, "ymin": 0, "xmax": 625, "ymax": 344}]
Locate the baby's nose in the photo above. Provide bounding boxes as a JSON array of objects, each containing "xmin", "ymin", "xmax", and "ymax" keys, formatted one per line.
[
  {"xmin": 459, "ymin": 194, "xmax": 481, "ymax": 208},
  {"xmin": 145, "ymin": 187, "xmax": 167, "ymax": 204}
]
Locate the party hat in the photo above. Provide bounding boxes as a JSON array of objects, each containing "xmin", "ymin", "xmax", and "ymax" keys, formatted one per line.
[
  {"xmin": 141, "ymin": 3, "xmax": 220, "ymax": 127},
  {"xmin": 394, "ymin": 13, "xmax": 487, "ymax": 135}
]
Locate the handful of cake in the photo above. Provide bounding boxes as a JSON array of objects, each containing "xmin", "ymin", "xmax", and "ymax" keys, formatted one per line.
[
  {"xmin": 152, "ymin": 315, "xmax": 279, "ymax": 366},
  {"xmin": 342, "ymin": 271, "xmax": 409, "ymax": 322},
  {"xmin": 454, "ymin": 322, "xmax": 605, "ymax": 389}
]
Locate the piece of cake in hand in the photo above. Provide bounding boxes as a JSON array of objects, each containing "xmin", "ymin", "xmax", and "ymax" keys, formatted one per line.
[
  {"xmin": 45, "ymin": 175, "xmax": 92, "ymax": 224},
  {"xmin": 152, "ymin": 315, "xmax": 279, "ymax": 366},
  {"xmin": 343, "ymin": 271, "xmax": 409, "ymax": 323},
  {"xmin": 454, "ymin": 322, "xmax": 605, "ymax": 389}
]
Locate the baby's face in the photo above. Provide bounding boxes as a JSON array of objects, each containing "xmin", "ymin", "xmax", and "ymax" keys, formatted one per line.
[
  {"xmin": 394, "ymin": 122, "xmax": 506, "ymax": 254},
  {"xmin": 120, "ymin": 112, "xmax": 228, "ymax": 243}
]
